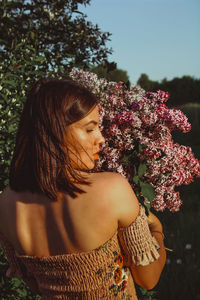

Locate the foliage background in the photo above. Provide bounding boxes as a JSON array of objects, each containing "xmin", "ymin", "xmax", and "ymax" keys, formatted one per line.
[
  {"xmin": 151, "ymin": 103, "xmax": 200, "ymax": 300},
  {"xmin": 137, "ymin": 74, "xmax": 200, "ymax": 108},
  {"xmin": 0, "ymin": 0, "xmax": 112, "ymax": 297}
]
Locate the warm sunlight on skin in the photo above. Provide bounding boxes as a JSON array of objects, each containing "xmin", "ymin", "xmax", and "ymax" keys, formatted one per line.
[{"xmin": 66, "ymin": 106, "xmax": 105, "ymax": 170}]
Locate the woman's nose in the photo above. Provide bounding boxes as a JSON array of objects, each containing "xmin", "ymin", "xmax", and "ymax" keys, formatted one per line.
[
  {"xmin": 100, "ymin": 133, "xmax": 105, "ymax": 145},
  {"xmin": 97, "ymin": 130, "xmax": 105, "ymax": 145}
]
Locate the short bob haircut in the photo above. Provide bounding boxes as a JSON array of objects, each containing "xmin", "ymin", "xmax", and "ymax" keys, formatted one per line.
[{"xmin": 9, "ymin": 78, "xmax": 98, "ymax": 200}]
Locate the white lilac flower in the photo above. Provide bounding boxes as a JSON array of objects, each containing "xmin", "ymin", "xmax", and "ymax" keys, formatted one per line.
[{"xmin": 70, "ymin": 69, "xmax": 200, "ymax": 212}]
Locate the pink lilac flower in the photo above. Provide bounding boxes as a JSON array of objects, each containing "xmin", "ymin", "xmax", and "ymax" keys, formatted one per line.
[{"xmin": 70, "ymin": 68, "xmax": 200, "ymax": 212}]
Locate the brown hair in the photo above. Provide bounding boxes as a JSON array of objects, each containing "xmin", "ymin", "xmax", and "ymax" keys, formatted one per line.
[{"xmin": 9, "ymin": 78, "xmax": 98, "ymax": 200}]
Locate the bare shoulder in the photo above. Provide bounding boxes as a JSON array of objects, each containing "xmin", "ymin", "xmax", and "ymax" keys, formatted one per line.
[
  {"xmin": 91, "ymin": 172, "xmax": 140, "ymax": 227},
  {"xmin": 89, "ymin": 171, "xmax": 128, "ymax": 191}
]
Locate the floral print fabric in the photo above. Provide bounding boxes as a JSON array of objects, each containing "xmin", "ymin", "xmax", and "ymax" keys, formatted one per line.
[{"xmin": 96, "ymin": 243, "xmax": 133, "ymax": 299}]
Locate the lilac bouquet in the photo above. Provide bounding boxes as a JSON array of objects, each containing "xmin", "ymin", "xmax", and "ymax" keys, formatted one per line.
[{"xmin": 70, "ymin": 68, "xmax": 200, "ymax": 212}]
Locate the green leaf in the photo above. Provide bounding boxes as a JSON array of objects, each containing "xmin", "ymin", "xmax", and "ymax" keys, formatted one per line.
[
  {"xmin": 120, "ymin": 154, "xmax": 131, "ymax": 166},
  {"xmin": 11, "ymin": 278, "xmax": 22, "ymax": 288},
  {"xmin": 144, "ymin": 201, "xmax": 151, "ymax": 213},
  {"xmin": 2, "ymin": 80, "xmax": 17, "ymax": 88},
  {"xmin": 4, "ymin": 179, "xmax": 9, "ymax": 186},
  {"xmin": 138, "ymin": 163, "xmax": 147, "ymax": 178},
  {"xmin": 30, "ymin": 31, "xmax": 35, "ymax": 40},
  {"xmin": 133, "ymin": 176, "xmax": 139, "ymax": 184},
  {"xmin": 140, "ymin": 181, "xmax": 155, "ymax": 203},
  {"xmin": 16, "ymin": 288, "xmax": 28, "ymax": 296},
  {"xmin": 138, "ymin": 144, "xmax": 143, "ymax": 152}
]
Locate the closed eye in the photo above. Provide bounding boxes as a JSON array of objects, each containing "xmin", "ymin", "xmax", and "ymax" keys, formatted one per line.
[{"xmin": 86, "ymin": 123, "xmax": 100, "ymax": 133}]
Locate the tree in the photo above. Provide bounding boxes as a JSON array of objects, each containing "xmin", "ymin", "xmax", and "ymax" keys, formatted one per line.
[
  {"xmin": 0, "ymin": 0, "xmax": 113, "ymax": 191},
  {"xmin": 91, "ymin": 61, "xmax": 130, "ymax": 86},
  {"xmin": 161, "ymin": 76, "xmax": 200, "ymax": 107},
  {"xmin": 137, "ymin": 73, "xmax": 159, "ymax": 92},
  {"xmin": 137, "ymin": 74, "xmax": 200, "ymax": 107},
  {"xmin": 0, "ymin": 2, "xmax": 113, "ymax": 297},
  {"xmin": 0, "ymin": 0, "xmax": 112, "ymax": 74},
  {"xmin": 0, "ymin": 46, "xmax": 42, "ymax": 298}
]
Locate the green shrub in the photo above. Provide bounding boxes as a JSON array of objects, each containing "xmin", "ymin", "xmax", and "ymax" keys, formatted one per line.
[{"xmin": 0, "ymin": 40, "xmax": 47, "ymax": 299}]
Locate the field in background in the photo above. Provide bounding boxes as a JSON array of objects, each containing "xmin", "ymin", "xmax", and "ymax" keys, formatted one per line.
[
  {"xmin": 153, "ymin": 103, "xmax": 200, "ymax": 300},
  {"xmin": 155, "ymin": 179, "xmax": 200, "ymax": 300}
]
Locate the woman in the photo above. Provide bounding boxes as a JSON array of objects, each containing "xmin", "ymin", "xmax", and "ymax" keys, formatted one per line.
[{"xmin": 0, "ymin": 79, "xmax": 166, "ymax": 299}]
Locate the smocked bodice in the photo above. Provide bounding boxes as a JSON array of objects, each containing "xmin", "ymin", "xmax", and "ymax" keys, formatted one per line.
[{"xmin": 0, "ymin": 206, "xmax": 160, "ymax": 299}]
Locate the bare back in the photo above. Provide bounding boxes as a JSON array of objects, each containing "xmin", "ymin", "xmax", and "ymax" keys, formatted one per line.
[{"xmin": 0, "ymin": 172, "xmax": 121, "ymax": 258}]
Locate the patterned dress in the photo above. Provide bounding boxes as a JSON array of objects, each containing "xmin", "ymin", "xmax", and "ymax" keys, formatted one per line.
[{"xmin": 0, "ymin": 206, "xmax": 160, "ymax": 299}]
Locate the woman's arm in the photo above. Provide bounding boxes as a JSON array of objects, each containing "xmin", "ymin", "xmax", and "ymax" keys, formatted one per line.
[
  {"xmin": 130, "ymin": 212, "xmax": 166, "ymax": 290},
  {"xmin": 110, "ymin": 174, "xmax": 166, "ymax": 290}
]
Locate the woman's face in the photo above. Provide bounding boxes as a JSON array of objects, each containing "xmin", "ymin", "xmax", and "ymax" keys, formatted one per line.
[{"xmin": 66, "ymin": 105, "xmax": 105, "ymax": 170}]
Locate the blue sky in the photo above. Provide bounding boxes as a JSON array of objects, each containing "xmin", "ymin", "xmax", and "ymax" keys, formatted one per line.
[{"xmin": 80, "ymin": 0, "xmax": 200, "ymax": 84}]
